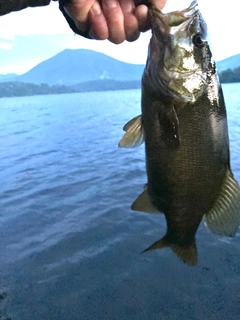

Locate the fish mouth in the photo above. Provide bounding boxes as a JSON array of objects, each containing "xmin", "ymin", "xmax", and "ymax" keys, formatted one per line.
[
  {"xmin": 160, "ymin": 0, "xmax": 199, "ymax": 27},
  {"xmin": 164, "ymin": 66, "xmax": 196, "ymax": 78}
]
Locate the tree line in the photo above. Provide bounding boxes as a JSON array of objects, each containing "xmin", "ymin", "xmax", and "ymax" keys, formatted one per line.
[
  {"xmin": 0, "ymin": 67, "xmax": 240, "ymax": 98},
  {"xmin": 0, "ymin": 80, "xmax": 141, "ymax": 98},
  {"xmin": 219, "ymin": 66, "xmax": 240, "ymax": 83}
]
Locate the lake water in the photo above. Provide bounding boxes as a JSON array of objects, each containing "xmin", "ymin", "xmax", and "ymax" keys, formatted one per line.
[{"xmin": 0, "ymin": 85, "xmax": 240, "ymax": 320}]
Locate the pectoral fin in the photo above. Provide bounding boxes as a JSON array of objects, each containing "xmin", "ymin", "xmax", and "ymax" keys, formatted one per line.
[
  {"xmin": 118, "ymin": 115, "xmax": 144, "ymax": 148},
  {"xmin": 122, "ymin": 115, "xmax": 142, "ymax": 132},
  {"xmin": 142, "ymin": 236, "xmax": 197, "ymax": 266},
  {"xmin": 205, "ymin": 169, "xmax": 240, "ymax": 237},
  {"xmin": 158, "ymin": 104, "xmax": 180, "ymax": 148}
]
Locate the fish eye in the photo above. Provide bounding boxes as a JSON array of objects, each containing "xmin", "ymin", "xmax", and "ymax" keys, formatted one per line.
[{"xmin": 192, "ymin": 33, "xmax": 204, "ymax": 48}]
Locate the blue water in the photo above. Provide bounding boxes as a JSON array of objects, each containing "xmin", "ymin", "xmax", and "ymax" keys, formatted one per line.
[{"xmin": 0, "ymin": 86, "xmax": 240, "ymax": 320}]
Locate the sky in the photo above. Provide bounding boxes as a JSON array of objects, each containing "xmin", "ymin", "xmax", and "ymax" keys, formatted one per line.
[{"xmin": 0, "ymin": 0, "xmax": 239, "ymax": 74}]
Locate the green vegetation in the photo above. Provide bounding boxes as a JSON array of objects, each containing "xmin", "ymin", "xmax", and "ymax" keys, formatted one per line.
[
  {"xmin": 1, "ymin": 65, "xmax": 240, "ymax": 99},
  {"xmin": 0, "ymin": 80, "xmax": 141, "ymax": 98},
  {"xmin": 219, "ymin": 66, "xmax": 240, "ymax": 83},
  {"xmin": 0, "ymin": 82, "xmax": 72, "ymax": 97}
]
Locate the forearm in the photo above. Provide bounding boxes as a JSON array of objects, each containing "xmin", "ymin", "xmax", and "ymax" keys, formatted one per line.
[{"xmin": 0, "ymin": 0, "xmax": 51, "ymax": 16}]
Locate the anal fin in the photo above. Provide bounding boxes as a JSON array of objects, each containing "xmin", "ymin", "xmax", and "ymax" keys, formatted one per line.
[
  {"xmin": 118, "ymin": 115, "xmax": 144, "ymax": 148},
  {"xmin": 131, "ymin": 188, "xmax": 163, "ymax": 214},
  {"xmin": 205, "ymin": 169, "xmax": 240, "ymax": 237}
]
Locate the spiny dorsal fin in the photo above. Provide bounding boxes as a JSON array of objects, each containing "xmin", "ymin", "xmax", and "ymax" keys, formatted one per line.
[
  {"xmin": 131, "ymin": 189, "xmax": 162, "ymax": 214},
  {"xmin": 118, "ymin": 115, "xmax": 144, "ymax": 148},
  {"xmin": 205, "ymin": 169, "xmax": 240, "ymax": 237},
  {"xmin": 142, "ymin": 236, "xmax": 197, "ymax": 266}
]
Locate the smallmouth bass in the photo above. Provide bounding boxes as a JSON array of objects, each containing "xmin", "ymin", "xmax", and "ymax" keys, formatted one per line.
[{"xmin": 119, "ymin": 0, "xmax": 240, "ymax": 265}]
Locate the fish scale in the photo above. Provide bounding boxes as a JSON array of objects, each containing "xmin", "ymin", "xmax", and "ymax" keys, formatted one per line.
[{"xmin": 119, "ymin": 0, "xmax": 240, "ymax": 265}]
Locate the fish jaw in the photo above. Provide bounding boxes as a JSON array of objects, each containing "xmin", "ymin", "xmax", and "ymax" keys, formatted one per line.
[{"xmin": 144, "ymin": 0, "xmax": 211, "ymax": 103}]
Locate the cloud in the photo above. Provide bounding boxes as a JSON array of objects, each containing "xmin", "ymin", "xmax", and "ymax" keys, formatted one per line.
[
  {"xmin": 64, "ymin": 31, "xmax": 151, "ymax": 64},
  {"xmin": 0, "ymin": 41, "xmax": 12, "ymax": 50},
  {"xmin": 0, "ymin": 1, "xmax": 69, "ymax": 37},
  {"xmin": 164, "ymin": 0, "xmax": 240, "ymax": 61},
  {"xmin": 0, "ymin": 0, "xmax": 239, "ymax": 74}
]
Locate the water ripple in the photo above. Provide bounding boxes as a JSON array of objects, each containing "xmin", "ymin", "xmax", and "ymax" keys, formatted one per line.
[{"xmin": 0, "ymin": 88, "xmax": 240, "ymax": 320}]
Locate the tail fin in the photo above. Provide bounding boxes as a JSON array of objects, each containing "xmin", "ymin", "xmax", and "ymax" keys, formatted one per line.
[
  {"xmin": 143, "ymin": 236, "xmax": 198, "ymax": 266},
  {"xmin": 205, "ymin": 169, "xmax": 240, "ymax": 237}
]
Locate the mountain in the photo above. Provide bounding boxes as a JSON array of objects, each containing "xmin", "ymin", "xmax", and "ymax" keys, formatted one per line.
[
  {"xmin": 9, "ymin": 49, "xmax": 145, "ymax": 85},
  {"xmin": 2, "ymin": 49, "xmax": 240, "ymax": 89},
  {"xmin": 216, "ymin": 54, "xmax": 240, "ymax": 72},
  {"xmin": 0, "ymin": 73, "xmax": 18, "ymax": 82}
]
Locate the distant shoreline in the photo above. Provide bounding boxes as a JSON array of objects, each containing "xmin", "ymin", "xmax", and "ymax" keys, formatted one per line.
[
  {"xmin": 0, "ymin": 77, "xmax": 240, "ymax": 99},
  {"xmin": 0, "ymin": 80, "xmax": 141, "ymax": 98},
  {"xmin": 219, "ymin": 67, "xmax": 240, "ymax": 83}
]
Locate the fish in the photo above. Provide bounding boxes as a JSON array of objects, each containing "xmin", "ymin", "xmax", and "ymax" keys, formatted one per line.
[{"xmin": 119, "ymin": 0, "xmax": 240, "ymax": 265}]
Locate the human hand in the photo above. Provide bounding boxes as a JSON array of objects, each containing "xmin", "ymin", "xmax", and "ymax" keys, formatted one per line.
[
  {"xmin": 0, "ymin": 0, "xmax": 51, "ymax": 16},
  {"xmin": 59, "ymin": 0, "xmax": 167, "ymax": 44}
]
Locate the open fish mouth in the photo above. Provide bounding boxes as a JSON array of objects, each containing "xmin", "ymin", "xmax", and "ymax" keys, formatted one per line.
[{"xmin": 165, "ymin": 66, "xmax": 196, "ymax": 77}]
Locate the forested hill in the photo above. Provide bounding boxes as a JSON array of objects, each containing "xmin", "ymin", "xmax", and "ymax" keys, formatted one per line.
[
  {"xmin": 219, "ymin": 67, "xmax": 240, "ymax": 83},
  {"xmin": 1, "ymin": 49, "xmax": 145, "ymax": 86},
  {"xmin": 217, "ymin": 54, "xmax": 240, "ymax": 72},
  {"xmin": 0, "ymin": 50, "xmax": 240, "ymax": 98}
]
